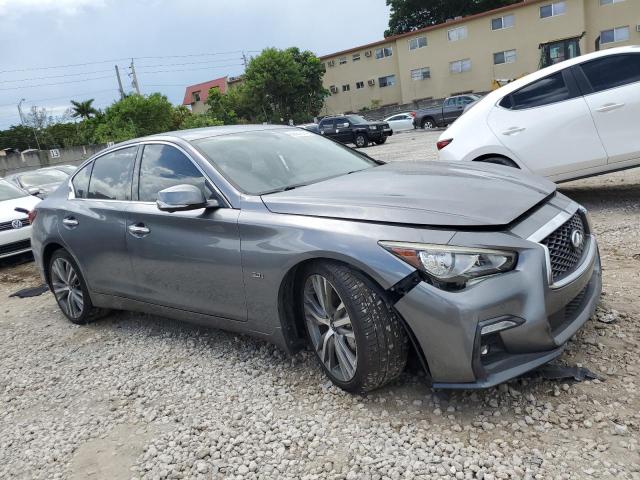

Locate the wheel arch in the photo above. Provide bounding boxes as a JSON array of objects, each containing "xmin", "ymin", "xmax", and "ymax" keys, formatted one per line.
[
  {"xmin": 472, "ymin": 153, "xmax": 521, "ymax": 168},
  {"xmin": 41, "ymin": 241, "xmax": 66, "ymax": 285}
]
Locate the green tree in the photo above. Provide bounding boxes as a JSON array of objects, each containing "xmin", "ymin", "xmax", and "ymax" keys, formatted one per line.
[
  {"xmin": 177, "ymin": 113, "xmax": 224, "ymax": 130},
  {"xmin": 205, "ymin": 88, "xmax": 238, "ymax": 125},
  {"xmin": 95, "ymin": 93, "xmax": 176, "ymax": 143},
  {"xmin": 70, "ymin": 99, "xmax": 99, "ymax": 119},
  {"xmin": 385, "ymin": 0, "xmax": 519, "ymax": 36}
]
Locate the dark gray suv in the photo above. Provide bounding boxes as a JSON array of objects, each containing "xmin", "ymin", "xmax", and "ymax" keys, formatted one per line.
[{"xmin": 31, "ymin": 125, "xmax": 601, "ymax": 392}]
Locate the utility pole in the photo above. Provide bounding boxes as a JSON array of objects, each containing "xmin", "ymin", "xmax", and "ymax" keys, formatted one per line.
[
  {"xmin": 242, "ymin": 51, "xmax": 248, "ymax": 69},
  {"xmin": 17, "ymin": 98, "xmax": 41, "ymax": 150},
  {"xmin": 129, "ymin": 58, "xmax": 141, "ymax": 95},
  {"xmin": 115, "ymin": 65, "xmax": 126, "ymax": 99}
]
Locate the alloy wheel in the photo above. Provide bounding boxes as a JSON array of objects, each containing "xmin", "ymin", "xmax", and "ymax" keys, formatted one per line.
[
  {"xmin": 51, "ymin": 258, "xmax": 84, "ymax": 319},
  {"xmin": 304, "ymin": 274, "xmax": 357, "ymax": 382},
  {"xmin": 355, "ymin": 136, "xmax": 366, "ymax": 148}
]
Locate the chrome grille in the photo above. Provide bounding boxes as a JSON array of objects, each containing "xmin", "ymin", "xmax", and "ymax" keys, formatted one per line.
[
  {"xmin": 0, "ymin": 217, "xmax": 30, "ymax": 231},
  {"xmin": 541, "ymin": 213, "xmax": 586, "ymax": 282}
]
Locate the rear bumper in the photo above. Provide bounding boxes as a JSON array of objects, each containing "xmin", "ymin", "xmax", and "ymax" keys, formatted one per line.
[{"xmin": 394, "ymin": 234, "xmax": 601, "ymax": 389}]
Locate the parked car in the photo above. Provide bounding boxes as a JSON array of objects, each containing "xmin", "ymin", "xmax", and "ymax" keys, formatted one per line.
[
  {"xmin": 414, "ymin": 94, "xmax": 482, "ymax": 129},
  {"xmin": 0, "ymin": 179, "xmax": 40, "ymax": 259},
  {"xmin": 297, "ymin": 123, "xmax": 319, "ymax": 133},
  {"xmin": 318, "ymin": 115, "xmax": 392, "ymax": 147},
  {"xmin": 383, "ymin": 112, "xmax": 415, "ymax": 132},
  {"xmin": 31, "ymin": 125, "xmax": 601, "ymax": 392},
  {"xmin": 5, "ymin": 168, "xmax": 70, "ymax": 198},
  {"xmin": 438, "ymin": 46, "xmax": 640, "ymax": 183},
  {"xmin": 42, "ymin": 164, "xmax": 77, "ymax": 175}
]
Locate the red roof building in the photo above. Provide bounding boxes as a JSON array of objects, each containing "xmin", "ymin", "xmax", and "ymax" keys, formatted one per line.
[{"xmin": 182, "ymin": 76, "xmax": 228, "ymax": 113}]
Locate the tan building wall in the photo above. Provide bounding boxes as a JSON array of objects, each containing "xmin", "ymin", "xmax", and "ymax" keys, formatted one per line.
[{"xmin": 320, "ymin": 0, "xmax": 640, "ymax": 115}]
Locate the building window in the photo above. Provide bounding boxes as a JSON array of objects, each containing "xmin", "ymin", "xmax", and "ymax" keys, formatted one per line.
[
  {"xmin": 494, "ymin": 49, "xmax": 517, "ymax": 65},
  {"xmin": 410, "ymin": 67, "xmax": 431, "ymax": 80},
  {"xmin": 375, "ymin": 46, "xmax": 393, "ymax": 59},
  {"xmin": 192, "ymin": 91, "xmax": 201, "ymax": 102},
  {"xmin": 352, "ymin": 53, "xmax": 360, "ymax": 62},
  {"xmin": 327, "ymin": 60, "xmax": 335, "ymax": 67},
  {"xmin": 601, "ymin": 26, "xmax": 630, "ymax": 44},
  {"xmin": 450, "ymin": 59, "xmax": 472, "ymax": 74},
  {"xmin": 356, "ymin": 81, "xmax": 365, "ymax": 89},
  {"xmin": 408, "ymin": 36, "xmax": 427, "ymax": 50},
  {"xmin": 600, "ymin": 0, "xmax": 624, "ymax": 4},
  {"xmin": 491, "ymin": 14, "xmax": 515, "ymax": 30},
  {"xmin": 540, "ymin": 1, "xmax": 566, "ymax": 18},
  {"xmin": 342, "ymin": 84, "xmax": 350, "ymax": 92},
  {"xmin": 339, "ymin": 56, "xmax": 347, "ymax": 65},
  {"xmin": 447, "ymin": 26, "xmax": 468, "ymax": 42},
  {"xmin": 378, "ymin": 75, "xmax": 396, "ymax": 87}
]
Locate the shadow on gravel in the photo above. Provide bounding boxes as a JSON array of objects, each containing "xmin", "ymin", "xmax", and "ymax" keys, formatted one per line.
[{"xmin": 559, "ymin": 182, "xmax": 640, "ymax": 210}]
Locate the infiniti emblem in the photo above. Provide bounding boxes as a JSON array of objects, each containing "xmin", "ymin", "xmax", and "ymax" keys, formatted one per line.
[
  {"xmin": 11, "ymin": 219, "xmax": 23, "ymax": 229},
  {"xmin": 570, "ymin": 229, "xmax": 584, "ymax": 250}
]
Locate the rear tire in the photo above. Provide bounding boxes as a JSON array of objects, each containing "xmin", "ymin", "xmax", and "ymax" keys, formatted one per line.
[
  {"xmin": 477, "ymin": 156, "xmax": 519, "ymax": 168},
  {"xmin": 48, "ymin": 249, "xmax": 107, "ymax": 325},
  {"xmin": 300, "ymin": 262, "xmax": 408, "ymax": 393},
  {"xmin": 354, "ymin": 133, "xmax": 368, "ymax": 148},
  {"xmin": 421, "ymin": 118, "xmax": 436, "ymax": 129}
]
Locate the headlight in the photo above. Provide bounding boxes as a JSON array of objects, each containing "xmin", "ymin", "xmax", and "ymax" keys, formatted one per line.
[
  {"xmin": 379, "ymin": 241, "xmax": 517, "ymax": 285},
  {"xmin": 369, "ymin": 125, "xmax": 377, "ymax": 130}
]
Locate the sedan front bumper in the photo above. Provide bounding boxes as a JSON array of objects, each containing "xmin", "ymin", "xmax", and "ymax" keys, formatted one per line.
[{"xmin": 394, "ymin": 232, "xmax": 601, "ymax": 388}]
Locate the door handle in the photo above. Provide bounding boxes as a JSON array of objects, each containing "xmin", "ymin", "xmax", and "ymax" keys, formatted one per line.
[
  {"xmin": 128, "ymin": 224, "xmax": 150, "ymax": 237},
  {"xmin": 62, "ymin": 217, "xmax": 79, "ymax": 228},
  {"xmin": 596, "ymin": 103, "xmax": 624, "ymax": 113},
  {"xmin": 502, "ymin": 127, "xmax": 526, "ymax": 136}
]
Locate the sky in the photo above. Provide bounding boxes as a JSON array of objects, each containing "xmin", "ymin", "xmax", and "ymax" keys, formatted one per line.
[{"xmin": 0, "ymin": 0, "xmax": 391, "ymax": 129}]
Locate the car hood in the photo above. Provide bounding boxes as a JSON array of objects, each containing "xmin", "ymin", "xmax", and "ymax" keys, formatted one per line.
[
  {"xmin": 261, "ymin": 162, "xmax": 556, "ymax": 227},
  {"xmin": 31, "ymin": 182, "xmax": 63, "ymax": 198},
  {"xmin": 0, "ymin": 195, "xmax": 40, "ymax": 223}
]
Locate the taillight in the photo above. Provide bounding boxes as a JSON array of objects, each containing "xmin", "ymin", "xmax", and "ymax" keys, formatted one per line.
[
  {"xmin": 28, "ymin": 209, "xmax": 38, "ymax": 224},
  {"xmin": 437, "ymin": 138, "xmax": 453, "ymax": 150},
  {"xmin": 410, "ymin": 111, "xmax": 416, "ymax": 117}
]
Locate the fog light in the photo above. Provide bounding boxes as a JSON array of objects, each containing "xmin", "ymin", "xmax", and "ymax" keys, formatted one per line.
[{"xmin": 480, "ymin": 319, "xmax": 519, "ymax": 336}]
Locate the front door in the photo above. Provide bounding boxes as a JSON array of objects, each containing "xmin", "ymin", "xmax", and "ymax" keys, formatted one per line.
[
  {"xmin": 319, "ymin": 118, "xmax": 336, "ymax": 140},
  {"xmin": 125, "ymin": 143, "xmax": 246, "ymax": 321},
  {"xmin": 334, "ymin": 117, "xmax": 352, "ymax": 143},
  {"xmin": 59, "ymin": 146, "xmax": 138, "ymax": 296},
  {"xmin": 488, "ymin": 70, "xmax": 607, "ymax": 177},
  {"xmin": 578, "ymin": 53, "xmax": 640, "ymax": 164},
  {"xmin": 442, "ymin": 97, "xmax": 461, "ymax": 125}
]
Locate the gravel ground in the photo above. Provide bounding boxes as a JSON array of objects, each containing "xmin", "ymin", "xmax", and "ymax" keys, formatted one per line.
[{"xmin": 1, "ymin": 131, "xmax": 639, "ymax": 479}]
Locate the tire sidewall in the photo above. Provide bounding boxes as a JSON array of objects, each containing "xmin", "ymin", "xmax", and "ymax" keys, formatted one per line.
[
  {"xmin": 354, "ymin": 133, "xmax": 367, "ymax": 148},
  {"xmin": 48, "ymin": 249, "xmax": 94, "ymax": 324}
]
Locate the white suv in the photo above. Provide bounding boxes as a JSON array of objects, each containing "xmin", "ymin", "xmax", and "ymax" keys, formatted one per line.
[{"xmin": 437, "ymin": 46, "xmax": 640, "ymax": 183}]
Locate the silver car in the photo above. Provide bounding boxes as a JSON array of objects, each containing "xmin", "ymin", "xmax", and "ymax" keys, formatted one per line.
[{"xmin": 31, "ymin": 125, "xmax": 601, "ymax": 392}]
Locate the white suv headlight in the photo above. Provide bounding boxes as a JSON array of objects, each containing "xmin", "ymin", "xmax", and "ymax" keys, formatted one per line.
[{"xmin": 379, "ymin": 241, "xmax": 517, "ymax": 284}]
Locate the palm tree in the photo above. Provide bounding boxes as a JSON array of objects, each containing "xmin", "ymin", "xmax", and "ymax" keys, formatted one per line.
[{"xmin": 70, "ymin": 99, "xmax": 99, "ymax": 120}]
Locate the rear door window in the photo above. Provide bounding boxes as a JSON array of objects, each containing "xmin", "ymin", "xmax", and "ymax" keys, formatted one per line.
[
  {"xmin": 138, "ymin": 144, "xmax": 213, "ymax": 202},
  {"xmin": 87, "ymin": 147, "xmax": 137, "ymax": 200},
  {"xmin": 580, "ymin": 54, "xmax": 640, "ymax": 93},
  {"xmin": 319, "ymin": 118, "xmax": 334, "ymax": 130},
  {"xmin": 502, "ymin": 71, "xmax": 573, "ymax": 110},
  {"xmin": 72, "ymin": 162, "xmax": 92, "ymax": 198}
]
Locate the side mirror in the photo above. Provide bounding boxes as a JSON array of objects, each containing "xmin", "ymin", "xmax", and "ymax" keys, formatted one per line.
[{"xmin": 156, "ymin": 184, "xmax": 218, "ymax": 213}]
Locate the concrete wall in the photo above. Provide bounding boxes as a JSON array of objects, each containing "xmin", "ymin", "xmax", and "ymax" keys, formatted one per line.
[
  {"xmin": 320, "ymin": 0, "xmax": 640, "ymax": 114},
  {"xmin": 0, "ymin": 144, "xmax": 107, "ymax": 177}
]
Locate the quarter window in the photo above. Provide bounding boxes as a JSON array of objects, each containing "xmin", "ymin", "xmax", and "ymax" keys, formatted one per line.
[
  {"xmin": 72, "ymin": 162, "xmax": 92, "ymax": 199},
  {"xmin": 450, "ymin": 59, "xmax": 472, "ymax": 74},
  {"xmin": 491, "ymin": 14, "xmax": 515, "ymax": 30},
  {"xmin": 408, "ymin": 36, "xmax": 427, "ymax": 50},
  {"xmin": 494, "ymin": 49, "xmax": 517, "ymax": 65},
  {"xmin": 503, "ymin": 71, "xmax": 572, "ymax": 110},
  {"xmin": 375, "ymin": 47, "xmax": 393, "ymax": 59},
  {"xmin": 447, "ymin": 26, "xmax": 467, "ymax": 42},
  {"xmin": 410, "ymin": 67, "xmax": 431, "ymax": 80},
  {"xmin": 580, "ymin": 54, "xmax": 640, "ymax": 93},
  {"xmin": 600, "ymin": 26, "xmax": 630, "ymax": 44},
  {"xmin": 87, "ymin": 147, "xmax": 137, "ymax": 200},
  {"xmin": 540, "ymin": 1, "xmax": 565, "ymax": 18},
  {"xmin": 378, "ymin": 75, "xmax": 396, "ymax": 87},
  {"xmin": 138, "ymin": 144, "xmax": 212, "ymax": 202}
]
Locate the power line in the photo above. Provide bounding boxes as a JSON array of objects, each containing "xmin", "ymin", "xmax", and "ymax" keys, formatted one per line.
[
  {"xmin": 0, "ymin": 68, "xmax": 114, "ymax": 84},
  {"xmin": 137, "ymin": 63, "xmax": 244, "ymax": 75},
  {"xmin": 0, "ymin": 75, "xmax": 113, "ymax": 91}
]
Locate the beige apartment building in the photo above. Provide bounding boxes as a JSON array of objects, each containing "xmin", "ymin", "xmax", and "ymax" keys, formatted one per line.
[{"xmin": 320, "ymin": 0, "xmax": 640, "ymax": 114}]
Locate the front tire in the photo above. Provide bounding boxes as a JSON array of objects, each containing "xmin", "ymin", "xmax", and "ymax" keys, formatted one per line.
[
  {"xmin": 48, "ymin": 249, "xmax": 106, "ymax": 324},
  {"xmin": 301, "ymin": 262, "xmax": 408, "ymax": 393},
  {"xmin": 354, "ymin": 133, "xmax": 368, "ymax": 148}
]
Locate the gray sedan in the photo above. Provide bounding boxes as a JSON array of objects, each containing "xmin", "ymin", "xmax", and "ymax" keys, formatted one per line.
[{"xmin": 30, "ymin": 125, "xmax": 601, "ymax": 392}]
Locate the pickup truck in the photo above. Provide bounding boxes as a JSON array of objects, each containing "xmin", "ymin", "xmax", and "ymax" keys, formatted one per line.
[
  {"xmin": 314, "ymin": 115, "xmax": 393, "ymax": 148},
  {"xmin": 413, "ymin": 94, "xmax": 482, "ymax": 129}
]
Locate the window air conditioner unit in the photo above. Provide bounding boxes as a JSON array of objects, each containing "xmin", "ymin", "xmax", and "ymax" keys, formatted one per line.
[
  {"xmin": 364, "ymin": 50, "xmax": 372, "ymax": 57},
  {"xmin": 367, "ymin": 79, "xmax": 375, "ymax": 86},
  {"xmin": 330, "ymin": 85, "xmax": 338, "ymax": 94},
  {"xmin": 327, "ymin": 60, "xmax": 335, "ymax": 67}
]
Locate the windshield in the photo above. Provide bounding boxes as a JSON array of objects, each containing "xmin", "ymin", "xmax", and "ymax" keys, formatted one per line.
[
  {"xmin": 0, "ymin": 179, "xmax": 28, "ymax": 201},
  {"xmin": 346, "ymin": 115, "xmax": 368, "ymax": 124},
  {"xmin": 192, "ymin": 129, "xmax": 379, "ymax": 195},
  {"xmin": 18, "ymin": 169, "xmax": 68, "ymax": 188}
]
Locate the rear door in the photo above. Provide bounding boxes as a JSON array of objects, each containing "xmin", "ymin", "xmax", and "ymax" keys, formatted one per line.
[
  {"xmin": 60, "ymin": 146, "xmax": 138, "ymax": 296},
  {"xmin": 333, "ymin": 117, "xmax": 353, "ymax": 143},
  {"xmin": 487, "ymin": 69, "xmax": 608, "ymax": 177},
  {"xmin": 577, "ymin": 53, "xmax": 640, "ymax": 165},
  {"xmin": 319, "ymin": 118, "xmax": 336, "ymax": 139},
  {"xmin": 125, "ymin": 142, "xmax": 246, "ymax": 321},
  {"xmin": 442, "ymin": 98, "xmax": 460, "ymax": 124}
]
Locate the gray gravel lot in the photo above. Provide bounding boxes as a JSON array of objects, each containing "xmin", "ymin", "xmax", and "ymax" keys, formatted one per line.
[{"xmin": 1, "ymin": 131, "xmax": 639, "ymax": 479}]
